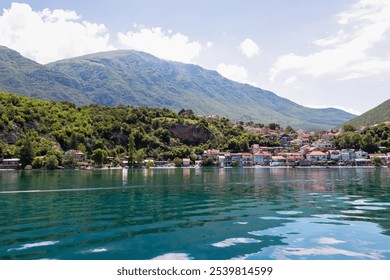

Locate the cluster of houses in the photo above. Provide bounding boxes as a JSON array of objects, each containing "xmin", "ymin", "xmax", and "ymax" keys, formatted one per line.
[
  {"xmin": 195, "ymin": 123, "xmax": 390, "ymax": 167},
  {"xmin": 198, "ymin": 146, "xmax": 389, "ymax": 167},
  {"xmin": 193, "ymin": 123, "xmax": 389, "ymax": 167}
]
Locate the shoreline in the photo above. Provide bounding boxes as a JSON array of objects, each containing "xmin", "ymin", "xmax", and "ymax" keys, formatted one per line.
[{"xmin": 1, "ymin": 165, "xmax": 387, "ymax": 172}]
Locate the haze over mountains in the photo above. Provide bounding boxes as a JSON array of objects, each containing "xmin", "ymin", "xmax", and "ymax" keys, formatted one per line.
[{"xmin": 0, "ymin": 45, "xmax": 356, "ymax": 130}]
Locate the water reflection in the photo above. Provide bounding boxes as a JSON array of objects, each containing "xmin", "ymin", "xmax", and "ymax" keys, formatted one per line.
[{"xmin": 1, "ymin": 167, "xmax": 390, "ymax": 259}]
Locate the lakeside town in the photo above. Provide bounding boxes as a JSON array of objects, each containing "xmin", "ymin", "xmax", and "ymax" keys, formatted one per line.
[{"xmin": 2, "ymin": 117, "xmax": 390, "ymax": 170}]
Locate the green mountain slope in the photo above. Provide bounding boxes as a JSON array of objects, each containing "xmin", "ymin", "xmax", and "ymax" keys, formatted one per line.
[
  {"xmin": 0, "ymin": 46, "xmax": 355, "ymax": 130},
  {"xmin": 0, "ymin": 46, "xmax": 90, "ymax": 105},
  {"xmin": 345, "ymin": 99, "xmax": 390, "ymax": 127}
]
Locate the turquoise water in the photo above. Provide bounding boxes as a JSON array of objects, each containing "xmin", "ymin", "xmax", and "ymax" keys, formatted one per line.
[{"xmin": 1, "ymin": 167, "xmax": 390, "ymax": 260}]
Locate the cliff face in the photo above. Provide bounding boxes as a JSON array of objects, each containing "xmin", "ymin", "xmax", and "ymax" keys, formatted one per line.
[{"xmin": 168, "ymin": 124, "xmax": 214, "ymax": 145}]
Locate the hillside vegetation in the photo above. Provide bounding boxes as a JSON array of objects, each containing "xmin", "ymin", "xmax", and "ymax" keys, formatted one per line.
[
  {"xmin": 0, "ymin": 91, "xmax": 281, "ymax": 166},
  {"xmin": 345, "ymin": 99, "xmax": 390, "ymax": 127},
  {"xmin": 0, "ymin": 46, "xmax": 355, "ymax": 130}
]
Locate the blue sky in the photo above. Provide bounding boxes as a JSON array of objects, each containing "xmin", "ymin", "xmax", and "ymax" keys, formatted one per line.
[{"xmin": 1, "ymin": 0, "xmax": 389, "ymax": 116}]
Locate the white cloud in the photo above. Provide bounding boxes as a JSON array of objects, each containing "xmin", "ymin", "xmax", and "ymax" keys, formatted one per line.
[
  {"xmin": 217, "ymin": 63, "xmax": 257, "ymax": 86},
  {"xmin": 206, "ymin": 41, "xmax": 214, "ymax": 48},
  {"xmin": 239, "ymin": 38, "xmax": 260, "ymax": 58},
  {"xmin": 270, "ymin": 0, "xmax": 390, "ymax": 81},
  {"xmin": 117, "ymin": 27, "xmax": 202, "ymax": 63},
  {"xmin": 0, "ymin": 3, "xmax": 115, "ymax": 64}
]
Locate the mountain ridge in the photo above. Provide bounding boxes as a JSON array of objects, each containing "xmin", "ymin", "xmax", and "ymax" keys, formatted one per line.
[
  {"xmin": 0, "ymin": 46, "xmax": 355, "ymax": 130},
  {"xmin": 344, "ymin": 99, "xmax": 390, "ymax": 127}
]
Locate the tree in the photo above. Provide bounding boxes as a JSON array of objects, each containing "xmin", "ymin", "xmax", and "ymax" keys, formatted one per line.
[
  {"xmin": 201, "ymin": 157, "xmax": 215, "ymax": 166},
  {"xmin": 47, "ymin": 147, "xmax": 64, "ymax": 166},
  {"xmin": 112, "ymin": 157, "xmax": 121, "ymax": 167},
  {"xmin": 46, "ymin": 155, "xmax": 59, "ymax": 170},
  {"xmin": 32, "ymin": 157, "xmax": 45, "ymax": 169},
  {"xmin": 361, "ymin": 134, "xmax": 378, "ymax": 153},
  {"xmin": 128, "ymin": 133, "xmax": 136, "ymax": 167},
  {"xmin": 19, "ymin": 136, "xmax": 35, "ymax": 167},
  {"xmin": 173, "ymin": 157, "xmax": 183, "ymax": 167},
  {"xmin": 135, "ymin": 149, "xmax": 146, "ymax": 165},
  {"xmin": 268, "ymin": 123, "xmax": 280, "ymax": 130},
  {"xmin": 342, "ymin": 124, "xmax": 356, "ymax": 133},
  {"xmin": 63, "ymin": 150, "xmax": 77, "ymax": 168},
  {"xmin": 92, "ymin": 148, "xmax": 106, "ymax": 166},
  {"xmin": 285, "ymin": 125, "xmax": 295, "ymax": 134},
  {"xmin": 371, "ymin": 156, "xmax": 382, "ymax": 166},
  {"xmin": 146, "ymin": 160, "xmax": 155, "ymax": 168}
]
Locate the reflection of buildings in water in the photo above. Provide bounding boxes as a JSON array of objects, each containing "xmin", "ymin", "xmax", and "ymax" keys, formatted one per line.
[
  {"xmin": 122, "ymin": 168, "xmax": 128, "ymax": 186},
  {"xmin": 183, "ymin": 168, "xmax": 190, "ymax": 184},
  {"xmin": 183, "ymin": 168, "xmax": 190, "ymax": 177},
  {"xmin": 218, "ymin": 168, "xmax": 226, "ymax": 185}
]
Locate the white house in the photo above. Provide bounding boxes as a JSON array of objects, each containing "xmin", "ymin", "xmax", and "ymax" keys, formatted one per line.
[
  {"xmin": 290, "ymin": 139, "xmax": 303, "ymax": 146},
  {"xmin": 340, "ymin": 149, "xmax": 356, "ymax": 161},
  {"xmin": 270, "ymin": 156, "xmax": 286, "ymax": 166},
  {"xmin": 253, "ymin": 152, "xmax": 272, "ymax": 166},
  {"xmin": 218, "ymin": 155, "xmax": 226, "ymax": 167},
  {"xmin": 306, "ymin": 151, "xmax": 328, "ymax": 162},
  {"xmin": 355, "ymin": 150, "xmax": 368, "ymax": 159},
  {"xmin": 242, "ymin": 153, "xmax": 253, "ymax": 166},
  {"xmin": 312, "ymin": 140, "xmax": 333, "ymax": 151},
  {"xmin": 0, "ymin": 158, "xmax": 20, "ymax": 169},
  {"xmin": 182, "ymin": 158, "xmax": 191, "ymax": 167},
  {"xmin": 328, "ymin": 150, "xmax": 341, "ymax": 161}
]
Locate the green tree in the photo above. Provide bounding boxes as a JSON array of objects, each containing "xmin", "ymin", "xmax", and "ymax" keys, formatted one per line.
[
  {"xmin": 32, "ymin": 157, "xmax": 45, "ymax": 169},
  {"xmin": 63, "ymin": 150, "xmax": 77, "ymax": 168},
  {"xmin": 46, "ymin": 155, "xmax": 59, "ymax": 170},
  {"xmin": 285, "ymin": 125, "xmax": 295, "ymax": 134},
  {"xmin": 361, "ymin": 134, "xmax": 378, "ymax": 153},
  {"xmin": 268, "ymin": 123, "xmax": 280, "ymax": 130},
  {"xmin": 19, "ymin": 136, "xmax": 35, "ymax": 167},
  {"xmin": 201, "ymin": 157, "xmax": 215, "ymax": 166},
  {"xmin": 47, "ymin": 147, "xmax": 64, "ymax": 166},
  {"xmin": 342, "ymin": 124, "xmax": 356, "ymax": 133},
  {"xmin": 92, "ymin": 148, "xmax": 106, "ymax": 166},
  {"xmin": 146, "ymin": 160, "xmax": 155, "ymax": 168},
  {"xmin": 112, "ymin": 157, "xmax": 121, "ymax": 167},
  {"xmin": 135, "ymin": 149, "xmax": 146, "ymax": 165},
  {"xmin": 173, "ymin": 157, "xmax": 183, "ymax": 167},
  {"xmin": 371, "ymin": 156, "xmax": 382, "ymax": 166}
]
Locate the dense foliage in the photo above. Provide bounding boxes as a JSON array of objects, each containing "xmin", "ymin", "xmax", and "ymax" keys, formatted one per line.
[
  {"xmin": 0, "ymin": 92, "xmax": 280, "ymax": 166},
  {"xmin": 334, "ymin": 124, "xmax": 390, "ymax": 153}
]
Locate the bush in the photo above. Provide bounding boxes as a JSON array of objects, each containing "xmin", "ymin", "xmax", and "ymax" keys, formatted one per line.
[
  {"xmin": 112, "ymin": 157, "xmax": 121, "ymax": 167},
  {"xmin": 32, "ymin": 157, "xmax": 45, "ymax": 169},
  {"xmin": 46, "ymin": 155, "xmax": 59, "ymax": 170},
  {"xmin": 371, "ymin": 156, "xmax": 382, "ymax": 166},
  {"xmin": 173, "ymin": 157, "xmax": 183, "ymax": 167},
  {"xmin": 146, "ymin": 160, "xmax": 155, "ymax": 168},
  {"xmin": 201, "ymin": 157, "xmax": 215, "ymax": 166}
]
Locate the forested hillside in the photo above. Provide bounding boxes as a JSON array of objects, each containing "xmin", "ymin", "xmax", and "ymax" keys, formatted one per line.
[
  {"xmin": 0, "ymin": 91, "xmax": 280, "ymax": 166},
  {"xmin": 345, "ymin": 99, "xmax": 390, "ymax": 127}
]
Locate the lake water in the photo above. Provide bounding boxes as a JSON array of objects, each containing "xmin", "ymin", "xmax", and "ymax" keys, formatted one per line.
[{"xmin": 1, "ymin": 167, "xmax": 390, "ymax": 260}]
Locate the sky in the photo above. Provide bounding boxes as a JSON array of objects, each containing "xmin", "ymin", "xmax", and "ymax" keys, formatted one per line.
[{"xmin": 0, "ymin": 0, "xmax": 389, "ymax": 116}]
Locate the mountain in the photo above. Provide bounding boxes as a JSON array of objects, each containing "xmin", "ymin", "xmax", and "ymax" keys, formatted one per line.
[
  {"xmin": 344, "ymin": 99, "xmax": 390, "ymax": 127},
  {"xmin": 0, "ymin": 46, "xmax": 91, "ymax": 105},
  {"xmin": 0, "ymin": 46, "xmax": 355, "ymax": 130}
]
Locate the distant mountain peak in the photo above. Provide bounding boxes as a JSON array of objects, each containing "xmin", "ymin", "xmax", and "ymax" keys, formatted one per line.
[{"xmin": 0, "ymin": 46, "xmax": 356, "ymax": 130}]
